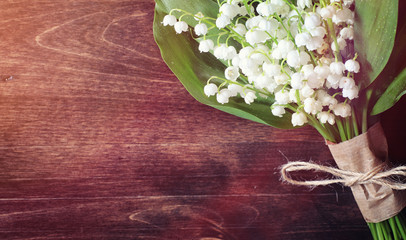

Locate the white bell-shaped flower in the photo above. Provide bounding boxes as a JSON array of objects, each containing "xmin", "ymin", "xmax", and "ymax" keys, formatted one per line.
[
  {"xmin": 300, "ymin": 84, "xmax": 315, "ymax": 98},
  {"xmin": 342, "ymin": 86, "xmax": 359, "ymax": 100},
  {"xmin": 297, "ymin": 0, "xmax": 312, "ymax": 10},
  {"xmin": 233, "ymin": 23, "xmax": 247, "ymax": 36},
  {"xmin": 275, "ymin": 90, "xmax": 290, "ymax": 104},
  {"xmin": 216, "ymin": 89, "xmax": 232, "ymax": 104},
  {"xmin": 333, "ymin": 7, "xmax": 353, "ymax": 24},
  {"xmin": 304, "ymin": 97, "xmax": 322, "ymax": 115},
  {"xmin": 340, "ymin": 27, "xmax": 354, "ymax": 40},
  {"xmin": 310, "ymin": 27, "xmax": 326, "ymax": 38},
  {"xmin": 339, "ymin": 77, "xmax": 355, "ymax": 89},
  {"xmin": 320, "ymin": 6, "xmax": 336, "ymax": 20},
  {"xmin": 219, "ymin": 3, "xmax": 240, "ymax": 19},
  {"xmin": 198, "ymin": 39, "xmax": 214, "ymax": 52},
  {"xmin": 291, "ymin": 72, "xmax": 304, "ymax": 89},
  {"xmin": 174, "ymin": 21, "xmax": 188, "ymax": 34},
  {"xmin": 263, "ymin": 63, "xmax": 282, "ymax": 77},
  {"xmin": 331, "ymin": 102, "xmax": 351, "ymax": 117},
  {"xmin": 204, "ymin": 83, "xmax": 218, "ymax": 96},
  {"xmin": 301, "ymin": 64, "xmax": 315, "ymax": 78},
  {"xmin": 228, "ymin": 84, "xmax": 243, "ymax": 97},
  {"xmin": 326, "ymin": 74, "xmax": 341, "ymax": 89},
  {"xmin": 330, "ymin": 62, "xmax": 346, "ymax": 75},
  {"xmin": 331, "ymin": 37, "xmax": 347, "ymax": 51},
  {"xmin": 276, "ymin": 39, "xmax": 295, "ymax": 59},
  {"xmin": 271, "ymin": 105, "xmax": 286, "ymax": 117},
  {"xmin": 345, "ymin": 59, "xmax": 360, "ymax": 73},
  {"xmin": 306, "ymin": 36, "xmax": 324, "ymax": 51},
  {"xmin": 216, "ymin": 15, "xmax": 231, "ymax": 29},
  {"xmin": 292, "ymin": 112, "xmax": 308, "ymax": 126},
  {"xmin": 314, "ymin": 65, "xmax": 330, "ymax": 79},
  {"xmin": 307, "ymin": 72, "xmax": 325, "ymax": 89},
  {"xmin": 244, "ymin": 91, "xmax": 257, "ymax": 104},
  {"xmin": 287, "ymin": 50, "xmax": 300, "ymax": 68},
  {"xmin": 255, "ymin": 75, "xmax": 272, "ymax": 89},
  {"xmin": 318, "ymin": 111, "xmax": 335, "ymax": 125},
  {"xmin": 194, "ymin": 23, "xmax": 208, "ymax": 36},
  {"xmin": 258, "ymin": 18, "xmax": 279, "ymax": 36},
  {"xmin": 246, "ymin": 16, "xmax": 264, "ymax": 30},
  {"xmin": 162, "ymin": 15, "xmax": 177, "ymax": 26},
  {"xmin": 213, "ymin": 44, "xmax": 228, "ymax": 60},
  {"xmin": 245, "ymin": 29, "xmax": 269, "ymax": 45},
  {"xmin": 316, "ymin": 90, "xmax": 338, "ymax": 106},
  {"xmin": 274, "ymin": 73, "xmax": 290, "ymax": 85},
  {"xmin": 257, "ymin": 2, "xmax": 272, "ymax": 17},
  {"xmin": 304, "ymin": 13, "xmax": 321, "ymax": 30},
  {"xmin": 225, "ymin": 66, "xmax": 240, "ymax": 81},
  {"xmin": 295, "ymin": 32, "xmax": 312, "ymax": 47}
]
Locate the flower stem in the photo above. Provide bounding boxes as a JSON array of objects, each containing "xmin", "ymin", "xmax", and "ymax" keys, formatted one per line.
[
  {"xmin": 336, "ymin": 118, "xmax": 347, "ymax": 142},
  {"xmin": 352, "ymin": 108, "xmax": 359, "ymax": 136},
  {"xmin": 395, "ymin": 215, "xmax": 406, "ymax": 239},
  {"xmin": 369, "ymin": 223, "xmax": 379, "ymax": 240}
]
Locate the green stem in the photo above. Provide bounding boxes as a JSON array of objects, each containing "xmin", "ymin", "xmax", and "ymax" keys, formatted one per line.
[
  {"xmin": 344, "ymin": 117, "xmax": 351, "ymax": 139},
  {"xmin": 389, "ymin": 218, "xmax": 400, "ymax": 240},
  {"xmin": 336, "ymin": 118, "xmax": 347, "ymax": 142},
  {"xmin": 377, "ymin": 223, "xmax": 384, "ymax": 240},
  {"xmin": 352, "ymin": 108, "xmax": 359, "ymax": 137},
  {"xmin": 382, "ymin": 221, "xmax": 393, "ymax": 240},
  {"xmin": 369, "ymin": 223, "xmax": 379, "ymax": 240},
  {"xmin": 362, "ymin": 89, "xmax": 373, "ymax": 133},
  {"xmin": 395, "ymin": 216, "xmax": 406, "ymax": 239}
]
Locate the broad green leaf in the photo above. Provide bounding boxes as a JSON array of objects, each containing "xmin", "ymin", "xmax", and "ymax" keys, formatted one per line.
[
  {"xmin": 365, "ymin": 9, "xmax": 406, "ymax": 114},
  {"xmin": 371, "ymin": 67, "xmax": 406, "ymax": 115},
  {"xmin": 153, "ymin": 1, "xmax": 294, "ymax": 129},
  {"xmin": 354, "ymin": 0, "xmax": 398, "ymax": 88}
]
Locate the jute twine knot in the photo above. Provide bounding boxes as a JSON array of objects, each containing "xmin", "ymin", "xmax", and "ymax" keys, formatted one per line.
[{"xmin": 281, "ymin": 161, "xmax": 406, "ymax": 190}]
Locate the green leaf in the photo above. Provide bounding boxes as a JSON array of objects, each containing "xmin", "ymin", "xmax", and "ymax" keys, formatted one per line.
[
  {"xmin": 354, "ymin": 0, "xmax": 398, "ymax": 88},
  {"xmin": 153, "ymin": 1, "xmax": 294, "ymax": 129},
  {"xmin": 371, "ymin": 67, "xmax": 406, "ymax": 115}
]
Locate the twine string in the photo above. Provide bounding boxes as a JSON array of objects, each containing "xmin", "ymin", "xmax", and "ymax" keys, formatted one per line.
[{"xmin": 281, "ymin": 161, "xmax": 406, "ymax": 190}]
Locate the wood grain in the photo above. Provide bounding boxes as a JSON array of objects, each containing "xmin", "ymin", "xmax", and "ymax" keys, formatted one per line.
[{"xmin": 0, "ymin": 0, "xmax": 404, "ymax": 239}]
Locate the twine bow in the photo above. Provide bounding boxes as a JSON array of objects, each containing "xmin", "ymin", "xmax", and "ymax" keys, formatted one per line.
[{"xmin": 281, "ymin": 161, "xmax": 406, "ymax": 190}]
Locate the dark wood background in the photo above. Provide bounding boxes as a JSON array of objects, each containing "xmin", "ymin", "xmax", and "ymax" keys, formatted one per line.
[{"xmin": 0, "ymin": 1, "xmax": 405, "ymax": 239}]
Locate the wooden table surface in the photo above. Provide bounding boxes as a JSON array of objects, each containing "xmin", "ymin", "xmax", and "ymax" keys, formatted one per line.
[{"xmin": 0, "ymin": 1, "xmax": 405, "ymax": 239}]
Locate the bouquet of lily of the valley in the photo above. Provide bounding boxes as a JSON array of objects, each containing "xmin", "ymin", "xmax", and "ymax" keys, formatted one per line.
[{"xmin": 153, "ymin": 0, "xmax": 406, "ymax": 238}]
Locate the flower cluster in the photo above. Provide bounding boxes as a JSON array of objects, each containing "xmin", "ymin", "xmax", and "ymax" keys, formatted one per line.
[{"xmin": 163, "ymin": 0, "xmax": 359, "ymax": 127}]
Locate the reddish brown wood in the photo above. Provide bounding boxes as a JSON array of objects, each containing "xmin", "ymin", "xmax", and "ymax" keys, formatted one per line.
[{"xmin": 0, "ymin": 1, "xmax": 404, "ymax": 239}]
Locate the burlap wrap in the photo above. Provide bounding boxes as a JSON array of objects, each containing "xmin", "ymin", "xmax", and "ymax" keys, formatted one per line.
[{"xmin": 327, "ymin": 123, "xmax": 406, "ymax": 223}]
